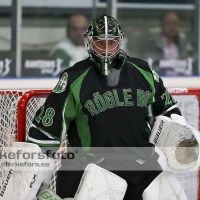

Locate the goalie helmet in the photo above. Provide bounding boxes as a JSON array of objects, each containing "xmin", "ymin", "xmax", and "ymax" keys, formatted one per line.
[{"xmin": 84, "ymin": 15, "xmax": 124, "ymax": 76}]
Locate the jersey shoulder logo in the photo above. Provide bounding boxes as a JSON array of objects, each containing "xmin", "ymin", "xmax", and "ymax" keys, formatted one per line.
[{"xmin": 53, "ymin": 72, "xmax": 68, "ymax": 93}]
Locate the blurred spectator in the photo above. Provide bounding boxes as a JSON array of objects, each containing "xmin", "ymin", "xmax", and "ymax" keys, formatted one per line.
[
  {"xmin": 143, "ymin": 11, "xmax": 193, "ymax": 76},
  {"xmin": 49, "ymin": 14, "xmax": 89, "ymax": 74}
]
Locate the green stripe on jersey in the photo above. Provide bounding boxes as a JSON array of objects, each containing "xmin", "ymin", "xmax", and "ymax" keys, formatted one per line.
[
  {"xmin": 126, "ymin": 61, "xmax": 155, "ymax": 104},
  {"xmin": 62, "ymin": 67, "xmax": 92, "ymax": 147}
]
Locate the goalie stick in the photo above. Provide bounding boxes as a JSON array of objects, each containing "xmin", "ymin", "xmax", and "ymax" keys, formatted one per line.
[{"xmin": 37, "ymin": 187, "xmax": 63, "ymax": 200}]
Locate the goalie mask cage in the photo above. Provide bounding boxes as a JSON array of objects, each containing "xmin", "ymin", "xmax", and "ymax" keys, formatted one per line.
[{"xmin": 0, "ymin": 88, "xmax": 200, "ymax": 200}]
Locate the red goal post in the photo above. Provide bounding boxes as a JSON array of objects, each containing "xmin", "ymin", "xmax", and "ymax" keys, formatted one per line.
[{"xmin": 17, "ymin": 90, "xmax": 51, "ymax": 142}]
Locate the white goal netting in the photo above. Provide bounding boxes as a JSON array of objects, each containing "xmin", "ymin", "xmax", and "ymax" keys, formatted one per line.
[
  {"xmin": 0, "ymin": 90, "xmax": 61, "ymax": 194},
  {"xmin": 0, "ymin": 88, "xmax": 200, "ymax": 200}
]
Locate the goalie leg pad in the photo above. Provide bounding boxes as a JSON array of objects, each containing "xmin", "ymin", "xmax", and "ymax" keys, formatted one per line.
[
  {"xmin": 0, "ymin": 142, "xmax": 55, "ymax": 200},
  {"xmin": 142, "ymin": 171, "xmax": 188, "ymax": 200},
  {"xmin": 74, "ymin": 164, "xmax": 127, "ymax": 200}
]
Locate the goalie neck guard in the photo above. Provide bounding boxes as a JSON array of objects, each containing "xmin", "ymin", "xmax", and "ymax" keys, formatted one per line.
[{"xmin": 84, "ymin": 15, "xmax": 125, "ymax": 83}]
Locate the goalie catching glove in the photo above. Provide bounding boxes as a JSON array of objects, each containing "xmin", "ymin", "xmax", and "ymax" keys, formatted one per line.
[{"xmin": 149, "ymin": 114, "xmax": 200, "ymax": 171}]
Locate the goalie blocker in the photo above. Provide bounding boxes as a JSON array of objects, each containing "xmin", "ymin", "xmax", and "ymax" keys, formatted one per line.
[{"xmin": 149, "ymin": 114, "xmax": 200, "ymax": 171}]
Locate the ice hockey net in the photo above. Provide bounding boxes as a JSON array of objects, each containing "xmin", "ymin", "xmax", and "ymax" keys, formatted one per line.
[{"xmin": 0, "ymin": 88, "xmax": 200, "ymax": 200}]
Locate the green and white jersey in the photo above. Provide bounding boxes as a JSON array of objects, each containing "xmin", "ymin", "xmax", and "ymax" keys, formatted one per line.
[
  {"xmin": 49, "ymin": 38, "xmax": 88, "ymax": 73},
  {"xmin": 28, "ymin": 57, "xmax": 180, "ymax": 150}
]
